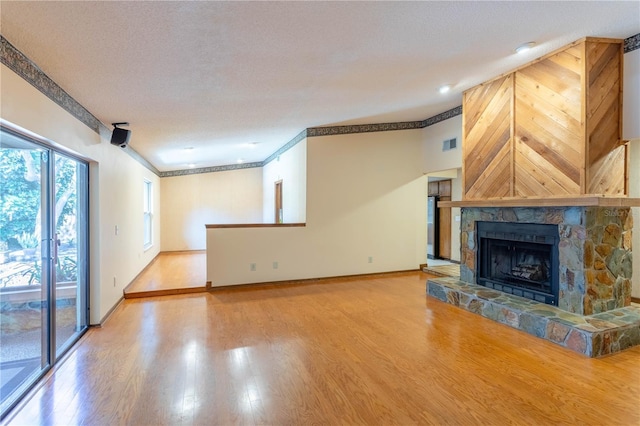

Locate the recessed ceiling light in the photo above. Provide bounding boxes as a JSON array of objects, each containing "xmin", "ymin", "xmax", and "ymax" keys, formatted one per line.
[
  {"xmin": 246, "ymin": 142, "xmax": 258, "ymax": 148},
  {"xmin": 184, "ymin": 147, "xmax": 194, "ymax": 151},
  {"xmin": 187, "ymin": 163, "xmax": 196, "ymax": 168},
  {"xmin": 439, "ymin": 84, "xmax": 451, "ymax": 94},
  {"xmin": 237, "ymin": 158, "xmax": 244, "ymax": 164},
  {"xmin": 515, "ymin": 42, "xmax": 536, "ymax": 54}
]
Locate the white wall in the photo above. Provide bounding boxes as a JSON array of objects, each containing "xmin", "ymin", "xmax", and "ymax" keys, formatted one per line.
[
  {"xmin": 161, "ymin": 167, "xmax": 263, "ymax": 251},
  {"xmin": 1, "ymin": 64, "xmax": 161, "ymax": 324},
  {"xmin": 624, "ymin": 49, "xmax": 640, "ymax": 140},
  {"xmin": 262, "ymin": 140, "xmax": 307, "ymax": 223},
  {"xmin": 207, "ymin": 129, "xmax": 426, "ymax": 286},
  {"xmin": 623, "ymin": 48, "xmax": 640, "ymax": 298},
  {"xmin": 422, "ymin": 116, "xmax": 463, "ymax": 262},
  {"xmin": 450, "ymin": 170, "xmax": 462, "ymax": 262},
  {"xmin": 421, "ymin": 115, "xmax": 463, "ymax": 175},
  {"xmin": 630, "ymin": 139, "xmax": 639, "ymax": 298}
]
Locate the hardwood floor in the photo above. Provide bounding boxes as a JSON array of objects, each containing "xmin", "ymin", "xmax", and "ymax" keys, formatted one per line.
[
  {"xmin": 124, "ymin": 251, "xmax": 207, "ymax": 298},
  {"xmin": 4, "ymin": 271, "xmax": 639, "ymax": 425}
]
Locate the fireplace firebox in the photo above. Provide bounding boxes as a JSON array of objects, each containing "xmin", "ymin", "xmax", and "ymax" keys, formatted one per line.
[{"xmin": 477, "ymin": 222, "xmax": 559, "ymax": 306}]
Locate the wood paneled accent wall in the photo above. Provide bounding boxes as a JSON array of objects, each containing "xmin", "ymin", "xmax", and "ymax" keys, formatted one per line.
[{"xmin": 462, "ymin": 37, "xmax": 625, "ymax": 200}]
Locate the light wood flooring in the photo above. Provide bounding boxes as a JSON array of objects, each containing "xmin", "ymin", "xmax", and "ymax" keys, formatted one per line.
[
  {"xmin": 3, "ymin": 255, "xmax": 640, "ymax": 425},
  {"xmin": 124, "ymin": 251, "xmax": 207, "ymax": 298},
  {"xmin": 422, "ymin": 262, "xmax": 460, "ymax": 278}
]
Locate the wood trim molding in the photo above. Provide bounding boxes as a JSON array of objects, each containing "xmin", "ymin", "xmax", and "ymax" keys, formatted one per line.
[
  {"xmin": 97, "ymin": 295, "xmax": 124, "ymax": 326},
  {"xmin": 123, "ymin": 286, "xmax": 208, "ymax": 299},
  {"xmin": 439, "ymin": 196, "xmax": 640, "ymax": 208},
  {"xmin": 159, "ymin": 249, "xmax": 206, "ymax": 254},
  {"xmin": 205, "ymin": 223, "xmax": 306, "ymax": 229},
  {"xmin": 122, "ymin": 251, "xmax": 162, "ymax": 293},
  {"xmin": 208, "ymin": 269, "xmax": 422, "ymax": 291},
  {"xmin": 466, "ymin": 37, "xmax": 624, "ymax": 90}
]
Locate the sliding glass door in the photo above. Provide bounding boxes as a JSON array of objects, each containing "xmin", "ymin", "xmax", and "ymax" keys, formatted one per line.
[
  {"xmin": 52, "ymin": 153, "xmax": 88, "ymax": 356},
  {"xmin": 0, "ymin": 127, "xmax": 88, "ymax": 418},
  {"xmin": 0, "ymin": 135, "xmax": 45, "ymax": 416}
]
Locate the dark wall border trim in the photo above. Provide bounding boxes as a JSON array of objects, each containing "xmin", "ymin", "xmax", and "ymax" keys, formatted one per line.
[
  {"xmin": 1, "ymin": 35, "xmax": 161, "ymax": 176},
  {"xmin": 0, "ymin": 36, "xmax": 107, "ymax": 136},
  {"xmin": 160, "ymin": 161, "xmax": 264, "ymax": 178},
  {"xmin": 624, "ymin": 33, "xmax": 640, "ymax": 53},
  {"xmin": 125, "ymin": 146, "xmax": 161, "ymax": 175},
  {"xmin": 307, "ymin": 120, "xmax": 424, "ymax": 137},
  {"xmin": 262, "ymin": 129, "xmax": 308, "ymax": 165},
  {"xmin": 4, "ymin": 33, "xmax": 638, "ymax": 177},
  {"xmin": 422, "ymin": 105, "xmax": 463, "ymax": 127},
  {"xmin": 260, "ymin": 105, "xmax": 464, "ymax": 167}
]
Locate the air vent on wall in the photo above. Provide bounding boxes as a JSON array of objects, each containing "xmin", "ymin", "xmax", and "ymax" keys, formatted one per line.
[{"xmin": 442, "ymin": 138, "xmax": 457, "ymax": 151}]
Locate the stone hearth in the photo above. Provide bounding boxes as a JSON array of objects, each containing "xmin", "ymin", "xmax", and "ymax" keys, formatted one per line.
[
  {"xmin": 427, "ymin": 204, "xmax": 640, "ymax": 357},
  {"xmin": 427, "ymin": 277, "xmax": 640, "ymax": 357}
]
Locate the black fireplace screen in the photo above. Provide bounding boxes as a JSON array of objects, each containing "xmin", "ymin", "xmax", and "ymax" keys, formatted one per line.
[{"xmin": 477, "ymin": 222, "xmax": 559, "ymax": 305}]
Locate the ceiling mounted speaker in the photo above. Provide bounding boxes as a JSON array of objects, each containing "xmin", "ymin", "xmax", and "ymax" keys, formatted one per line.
[{"xmin": 110, "ymin": 122, "xmax": 131, "ymax": 148}]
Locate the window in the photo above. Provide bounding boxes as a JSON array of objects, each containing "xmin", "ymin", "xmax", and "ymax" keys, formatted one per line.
[{"xmin": 143, "ymin": 179, "xmax": 152, "ymax": 249}]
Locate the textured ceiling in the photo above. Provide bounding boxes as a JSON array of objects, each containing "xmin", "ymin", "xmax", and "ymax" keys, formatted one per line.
[{"xmin": 1, "ymin": 1, "xmax": 639, "ymax": 172}]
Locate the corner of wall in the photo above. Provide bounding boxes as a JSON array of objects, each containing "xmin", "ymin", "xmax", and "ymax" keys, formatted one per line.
[{"xmin": 629, "ymin": 139, "xmax": 640, "ymax": 298}]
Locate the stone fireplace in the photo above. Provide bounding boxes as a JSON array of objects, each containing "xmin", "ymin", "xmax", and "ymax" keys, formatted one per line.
[
  {"xmin": 427, "ymin": 200, "xmax": 640, "ymax": 357},
  {"xmin": 426, "ymin": 36, "xmax": 640, "ymax": 356},
  {"xmin": 461, "ymin": 205, "xmax": 632, "ymax": 315},
  {"xmin": 476, "ymin": 221, "xmax": 559, "ymax": 306}
]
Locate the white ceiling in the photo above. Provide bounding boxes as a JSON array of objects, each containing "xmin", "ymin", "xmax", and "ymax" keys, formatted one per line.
[{"xmin": 1, "ymin": 1, "xmax": 639, "ymax": 172}]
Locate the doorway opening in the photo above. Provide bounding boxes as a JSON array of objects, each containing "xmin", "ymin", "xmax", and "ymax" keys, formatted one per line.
[{"xmin": 427, "ymin": 178, "xmax": 452, "ymax": 260}]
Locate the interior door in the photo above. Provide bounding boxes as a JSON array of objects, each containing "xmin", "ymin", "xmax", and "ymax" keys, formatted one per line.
[
  {"xmin": 438, "ymin": 180, "xmax": 452, "ymax": 259},
  {"xmin": 427, "ymin": 196, "xmax": 439, "ymax": 258},
  {"xmin": 274, "ymin": 180, "xmax": 283, "ymax": 224},
  {"xmin": 438, "ymin": 196, "xmax": 452, "ymax": 259}
]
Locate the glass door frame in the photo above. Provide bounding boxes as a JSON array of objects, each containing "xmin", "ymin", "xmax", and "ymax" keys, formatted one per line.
[{"xmin": 0, "ymin": 121, "xmax": 90, "ymax": 420}]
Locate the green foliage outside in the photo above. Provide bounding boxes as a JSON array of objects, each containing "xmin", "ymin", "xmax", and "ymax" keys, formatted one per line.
[
  {"xmin": 0, "ymin": 149, "xmax": 77, "ymax": 249},
  {"xmin": 1, "ymin": 150, "xmax": 40, "ymax": 248}
]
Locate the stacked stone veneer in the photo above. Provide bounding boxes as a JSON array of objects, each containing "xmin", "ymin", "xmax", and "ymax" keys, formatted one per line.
[{"xmin": 460, "ymin": 206, "xmax": 633, "ymax": 315}]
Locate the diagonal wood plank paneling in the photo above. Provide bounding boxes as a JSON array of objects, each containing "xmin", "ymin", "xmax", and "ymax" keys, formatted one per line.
[
  {"xmin": 466, "ymin": 142, "xmax": 512, "ymax": 199},
  {"xmin": 461, "ymin": 38, "xmax": 624, "ymax": 200},
  {"xmin": 463, "ymin": 75, "xmax": 512, "ymax": 199},
  {"xmin": 514, "ymin": 124, "xmax": 581, "ymax": 184},
  {"xmin": 587, "ymin": 42, "xmax": 622, "ymax": 169},
  {"xmin": 515, "ymin": 139, "xmax": 581, "ymax": 197},
  {"xmin": 514, "ymin": 45, "xmax": 584, "ymax": 196},
  {"xmin": 588, "ymin": 145, "xmax": 626, "ymax": 195},
  {"xmin": 464, "ymin": 76, "xmax": 507, "ymax": 132}
]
